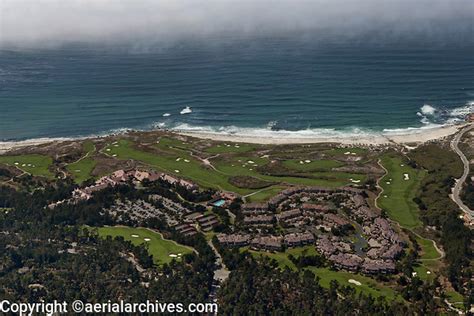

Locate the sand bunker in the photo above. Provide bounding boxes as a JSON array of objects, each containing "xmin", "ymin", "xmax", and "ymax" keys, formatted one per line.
[
  {"xmin": 403, "ymin": 173, "xmax": 410, "ymax": 180},
  {"xmin": 348, "ymin": 279, "xmax": 362, "ymax": 286}
]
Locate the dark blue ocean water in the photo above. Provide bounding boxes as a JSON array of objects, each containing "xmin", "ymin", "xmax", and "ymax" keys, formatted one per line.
[{"xmin": 1, "ymin": 37, "xmax": 473, "ymax": 141}]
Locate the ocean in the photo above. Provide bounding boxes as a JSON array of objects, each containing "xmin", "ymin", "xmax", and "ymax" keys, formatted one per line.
[{"xmin": 1, "ymin": 37, "xmax": 473, "ymax": 141}]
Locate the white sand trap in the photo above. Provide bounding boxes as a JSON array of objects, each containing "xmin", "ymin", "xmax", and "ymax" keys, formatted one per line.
[
  {"xmin": 426, "ymin": 271, "xmax": 431, "ymax": 275},
  {"xmin": 174, "ymin": 170, "xmax": 180, "ymax": 173},
  {"xmin": 403, "ymin": 173, "xmax": 410, "ymax": 180},
  {"xmin": 106, "ymin": 148, "xmax": 111, "ymax": 151},
  {"xmin": 112, "ymin": 154, "xmax": 117, "ymax": 157},
  {"xmin": 231, "ymin": 164, "xmax": 235, "ymax": 167},
  {"xmin": 344, "ymin": 152, "xmax": 351, "ymax": 155},
  {"xmin": 384, "ymin": 195, "xmax": 388, "ymax": 198},
  {"xmin": 235, "ymin": 145, "xmax": 240, "ymax": 148},
  {"xmin": 305, "ymin": 160, "xmax": 311, "ymax": 163},
  {"xmin": 247, "ymin": 160, "xmax": 255, "ymax": 164},
  {"xmin": 14, "ymin": 162, "xmax": 19, "ymax": 165},
  {"xmin": 22, "ymin": 164, "xmax": 26, "ymax": 167},
  {"xmin": 400, "ymin": 164, "xmax": 404, "ymax": 167},
  {"xmin": 299, "ymin": 161, "xmax": 304, "ymax": 164},
  {"xmin": 249, "ymin": 168, "xmax": 253, "ymax": 171},
  {"xmin": 386, "ymin": 182, "xmax": 391, "ymax": 184},
  {"xmin": 412, "ymin": 272, "xmax": 417, "ymax": 277},
  {"xmin": 348, "ymin": 279, "xmax": 361, "ymax": 286},
  {"xmin": 112, "ymin": 141, "xmax": 118, "ymax": 144},
  {"xmin": 75, "ymin": 169, "xmax": 81, "ymax": 172},
  {"xmin": 184, "ymin": 159, "xmax": 190, "ymax": 163},
  {"xmin": 27, "ymin": 163, "xmax": 31, "ymax": 167},
  {"xmin": 176, "ymin": 158, "xmax": 181, "ymax": 161},
  {"xmin": 178, "ymin": 253, "xmax": 182, "ymax": 256},
  {"xmin": 144, "ymin": 238, "xmax": 151, "ymax": 242},
  {"xmin": 351, "ymin": 179, "xmax": 361, "ymax": 183},
  {"xmin": 131, "ymin": 234, "xmax": 139, "ymax": 238},
  {"xmin": 114, "ymin": 144, "xmax": 119, "ymax": 147},
  {"xmin": 226, "ymin": 144, "xmax": 231, "ymax": 147},
  {"xmin": 351, "ymin": 153, "xmax": 357, "ymax": 155},
  {"xmin": 237, "ymin": 159, "xmax": 242, "ymax": 162},
  {"xmin": 169, "ymin": 254, "xmax": 178, "ymax": 258}
]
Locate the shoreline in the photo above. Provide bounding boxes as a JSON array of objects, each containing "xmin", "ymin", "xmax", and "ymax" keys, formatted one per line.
[
  {"xmin": 177, "ymin": 124, "xmax": 464, "ymax": 145},
  {"xmin": 0, "ymin": 123, "xmax": 466, "ymax": 154}
]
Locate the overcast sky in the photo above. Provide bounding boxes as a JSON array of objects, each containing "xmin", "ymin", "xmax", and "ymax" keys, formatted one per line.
[{"xmin": 1, "ymin": 0, "xmax": 473, "ymax": 48}]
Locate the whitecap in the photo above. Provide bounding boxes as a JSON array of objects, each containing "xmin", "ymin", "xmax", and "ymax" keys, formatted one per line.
[
  {"xmin": 163, "ymin": 113, "xmax": 171, "ymax": 117},
  {"xmin": 420, "ymin": 104, "xmax": 437, "ymax": 116},
  {"xmin": 180, "ymin": 106, "xmax": 192, "ymax": 115}
]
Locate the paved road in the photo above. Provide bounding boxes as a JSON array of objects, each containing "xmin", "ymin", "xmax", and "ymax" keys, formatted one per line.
[
  {"xmin": 207, "ymin": 240, "xmax": 230, "ymax": 282},
  {"xmin": 450, "ymin": 124, "xmax": 474, "ymax": 220}
]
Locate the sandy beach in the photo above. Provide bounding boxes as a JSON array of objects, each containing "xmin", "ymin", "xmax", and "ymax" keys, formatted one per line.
[
  {"xmin": 0, "ymin": 124, "xmax": 466, "ymax": 154},
  {"xmin": 178, "ymin": 124, "xmax": 464, "ymax": 146},
  {"xmin": 0, "ymin": 137, "xmax": 74, "ymax": 154}
]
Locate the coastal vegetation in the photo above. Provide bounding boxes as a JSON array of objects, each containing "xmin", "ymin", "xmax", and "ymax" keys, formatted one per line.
[{"xmin": 408, "ymin": 144, "xmax": 471, "ymax": 302}]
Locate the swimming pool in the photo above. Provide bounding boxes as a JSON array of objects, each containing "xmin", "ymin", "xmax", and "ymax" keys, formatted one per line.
[{"xmin": 212, "ymin": 199, "xmax": 226, "ymax": 207}]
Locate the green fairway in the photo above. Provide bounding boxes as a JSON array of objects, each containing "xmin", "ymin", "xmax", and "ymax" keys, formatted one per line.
[
  {"xmin": 83, "ymin": 140, "xmax": 96, "ymax": 153},
  {"xmin": 416, "ymin": 236, "xmax": 440, "ymax": 260},
  {"xmin": 246, "ymin": 246, "xmax": 317, "ymax": 270},
  {"xmin": 378, "ymin": 155, "xmax": 425, "ymax": 228},
  {"xmin": 246, "ymin": 186, "xmax": 285, "ymax": 202},
  {"xmin": 105, "ymin": 139, "xmax": 362, "ymax": 194},
  {"xmin": 0, "ymin": 154, "xmax": 54, "ymax": 178},
  {"xmin": 67, "ymin": 157, "xmax": 97, "ymax": 184},
  {"xmin": 282, "ymin": 159, "xmax": 343, "ymax": 171},
  {"xmin": 306, "ymin": 267, "xmax": 399, "ymax": 301},
  {"xmin": 155, "ymin": 137, "xmax": 194, "ymax": 151},
  {"xmin": 214, "ymin": 155, "xmax": 364, "ymax": 188},
  {"xmin": 246, "ymin": 247, "xmax": 399, "ymax": 300},
  {"xmin": 97, "ymin": 226, "xmax": 193, "ymax": 265},
  {"xmin": 66, "ymin": 141, "xmax": 97, "ymax": 184},
  {"xmin": 105, "ymin": 139, "xmax": 251, "ymax": 194},
  {"xmin": 445, "ymin": 290, "xmax": 465, "ymax": 309}
]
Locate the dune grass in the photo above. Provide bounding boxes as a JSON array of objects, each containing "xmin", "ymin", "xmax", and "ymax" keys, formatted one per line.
[
  {"xmin": 205, "ymin": 143, "xmax": 255, "ymax": 154},
  {"xmin": 378, "ymin": 155, "xmax": 425, "ymax": 229},
  {"xmin": 97, "ymin": 226, "xmax": 193, "ymax": 265},
  {"xmin": 282, "ymin": 159, "xmax": 343, "ymax": 171},
  {"xmin": 0, "ymin": 154, "xmax": 54, "ymax": 178}
]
